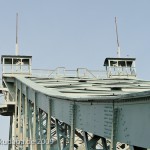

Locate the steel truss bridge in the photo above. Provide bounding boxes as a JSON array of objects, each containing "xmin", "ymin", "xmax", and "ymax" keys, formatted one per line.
[{"xmin": 0, "ymin": 55, "xmax": 150, "ymax": 150}]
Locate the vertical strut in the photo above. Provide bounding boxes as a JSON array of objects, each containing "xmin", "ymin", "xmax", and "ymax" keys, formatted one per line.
[
  {"xmin": 9, "ymin": 116, "xmax": 13, "ymax": 150},
  {"xmin": 13, "ymin": 80, "xmax": 18, "ymax": 149},
  {"xmin": 101, "ymin": 137, "xmax": 108, "ymax": 150},
  {"xmin": 69, "ymin": 103, "xmax": 75, "ymax": 150},
  {"xmin": 83, "ymin": 131, "xmax": 89, "ymax": 150},
  {"xmin": 62, "ymin": 123, "xmax": 67, "ymax": 148},
  {"xmin": 23, "ymin": 87, "xmax": 28, "ymax": 150},
  {"xmin": 56, "ymin": 119, "xmax": 61, "ymax": 150},
  {"xmin": 39, "ymin": 109, "xmax": 44, "ymax": 150},
  {"xmin": 22, "ymin": 94, "xmax": 26, "ymax": 150},
  {"xmin": 111, "ymin": 100, "xmax": 118, "ymax": 150},
  {"xmin": 28, "ymin": 100, "xmax": 33, "ymax": 150},
  {"xmin": 46, "ymin": 100, "xmax": 52, "ymax": 150},
  {"xmin": 18, "ymin": 83, "xmax": 22, "ymax": 150},
  {"xmin": 33, "ymin": 92, "xmax": 37, "ymax": 150}
]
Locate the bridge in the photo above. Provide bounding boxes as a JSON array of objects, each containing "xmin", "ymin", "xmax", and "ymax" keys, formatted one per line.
[{"xmin": 0, "ymin": 55, "xmax": 150, "ymax": 150}]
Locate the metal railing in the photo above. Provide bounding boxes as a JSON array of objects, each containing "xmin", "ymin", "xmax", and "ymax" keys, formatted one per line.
[
  {"xmin": 107, "ymin": 66, "xmax": 136, "ymax": 77},
  {"xmin": 32, "ymin": 67, "xmax": 107, "ymax": 79},
  {"xmin": 2, "ymin": 64, "xmax": 32, "ymax": 75}
]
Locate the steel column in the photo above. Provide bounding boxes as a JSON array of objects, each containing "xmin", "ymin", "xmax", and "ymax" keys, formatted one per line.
[
  {"xmin": 33, "ymin": 92, "xmax": 37, "ymax": 150},
  {"xmin": 46, "ymin": 100, "xmax": 52, "ymax": 150},
  {"xmin": 56, "ymin": 119, "xmax": 61, "ymax": 150},
  {"xmin": 69, "ymin": 103, "xmax": 75, "ymax": 150},
  {"xmin": 101, "ymin": 137, "xmax": 108, "ymax": 150}
]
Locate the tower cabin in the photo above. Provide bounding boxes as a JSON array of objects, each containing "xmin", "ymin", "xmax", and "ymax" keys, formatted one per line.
[
  {"xmin": 104, "ymin": 57, "xmax": 136, "ymax": 79},
  {"xmin": 1, "ymin": 55, "xmax": 32, "ymax": 75}
]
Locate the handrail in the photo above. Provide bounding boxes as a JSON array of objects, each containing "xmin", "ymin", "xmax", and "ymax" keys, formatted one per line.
[
  {"xmin": 32, "ymin": 68, "xmax": 107, "ymax": 79},
  {"xmin": 48, "ymin": 67, "xmax": 66, "ymax": 78},
  {"xmin": 77, "ymin": 68, "xmax": 97, "ymax": 78}
]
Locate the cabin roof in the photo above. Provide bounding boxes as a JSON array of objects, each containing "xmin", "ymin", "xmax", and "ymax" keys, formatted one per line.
[
  {"xmin": 1, "ymin": 55, "xmax": 32, "ymax": 64},
  {"xmin": 104, "ymin": 57, "xmax": 136, "ymax": 66}
]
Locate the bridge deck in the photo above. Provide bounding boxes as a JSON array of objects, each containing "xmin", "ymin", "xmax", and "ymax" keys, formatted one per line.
[{"xmin": 25, "ymin": 76, "xmax": 150, "ymax": 101}]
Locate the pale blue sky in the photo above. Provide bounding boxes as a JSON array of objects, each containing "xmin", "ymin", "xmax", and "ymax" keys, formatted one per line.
[{"xmin": 0, "ymin": 1, "xmax": 150, "ymax": 149}]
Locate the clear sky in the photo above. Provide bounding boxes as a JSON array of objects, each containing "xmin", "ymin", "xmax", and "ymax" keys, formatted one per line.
[{"xmin": 0, "ymin": 1, "xmax": 150, "ymax": 149}]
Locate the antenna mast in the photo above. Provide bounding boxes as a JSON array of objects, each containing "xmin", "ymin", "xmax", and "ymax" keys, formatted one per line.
[
  {"xmin": 16, "ymin": 13, "xmax": 19, "ymax": 55},
  {"xmin": 115, "ymin": 17, "xmax": 121, "ymax": 58}
]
